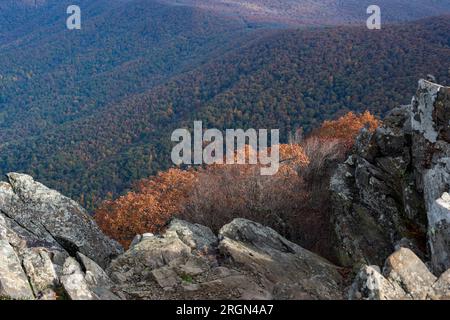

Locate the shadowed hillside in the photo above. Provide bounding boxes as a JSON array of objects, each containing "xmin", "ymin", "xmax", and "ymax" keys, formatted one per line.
[
  {"xmin": 161, "ymin": 0, "xmax": 450, "ymax": 25},
  {"xmin": 1, "ymin": 14, "xmax": 449, "ymax": 209}
]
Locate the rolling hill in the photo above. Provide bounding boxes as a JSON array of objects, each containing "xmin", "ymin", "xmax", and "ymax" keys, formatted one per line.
[
  {"xmin": 160, "ymin": 0, "xmax": 450, "ymax": 25},
  {"xmin": 1, "ymin": 10, "xmax": 449, "ymax": 209},
  {"xmin": 0, "ymin": 0, "xmax": 254, "ymax": 143}
]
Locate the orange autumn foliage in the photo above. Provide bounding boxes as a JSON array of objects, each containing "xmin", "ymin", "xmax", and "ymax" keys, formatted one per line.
[
  {"xmin": 95, "ymin": 168, "xmax": 197, "ymax": 247},
  {"xmin": 95, "ymin": 111, "xmax": 380, "ymax": 253},
  {"xmin": 278, "ymin": 143, "xmax": 310, "ymax": 169},
  {"xmin": 95, "ymin": 144, "xmax": 308, "ymax": 248},
  {"xmin": 180, "ymin": 143, "xmax": 310, "ymax": 233},
  {"xmin": 314, "ymin": 111, "xmax": 381, "ymax": 148}
]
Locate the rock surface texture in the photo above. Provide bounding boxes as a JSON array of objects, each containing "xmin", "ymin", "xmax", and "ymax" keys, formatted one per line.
[
  {"xmin": 0, "ymin": 174, "xmax": 344, "ymax": 300},
  {"xmin": 107, "ymin": 218, "xmax": 344, "ymax": 300},
  {"xmin": 0, "ymin": 173, "xmax": 123, "ymax": 300},
  {"xmin": 0, "ymin": 173, "xmax": 122, "ymax": 268},
  {"xmin": 350, "ymin": 248, "xmax": 450, "ymax": 300},
  {"xmin": 331, "ymin": 80, "xmax": 450, "ymax": 275}
]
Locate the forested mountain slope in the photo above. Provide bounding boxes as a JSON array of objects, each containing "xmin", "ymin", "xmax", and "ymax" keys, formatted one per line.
[
  {"xmin": 1, "ymin": 14, "xmax": 448, "ymax": 209},
  {"xmin": 0, "ymin": 0, "xmax": 253, "ymax": 144},
  {"xmin": 161, "ymin": 0, "xmax": 450, "ymax": 25}
]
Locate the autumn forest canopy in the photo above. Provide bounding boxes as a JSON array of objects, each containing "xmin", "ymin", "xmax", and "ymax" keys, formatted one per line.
[
  {"xmin": 2, "ymin": 0, "xmax": 450, "ymax": 304},
  {"xmin": 0, "ymin": 1, "xmax": 449, "ymax": 216}
]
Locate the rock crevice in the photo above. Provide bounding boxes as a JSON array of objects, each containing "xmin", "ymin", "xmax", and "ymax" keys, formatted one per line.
[
  {"xmin": 331, "ymin": 80, "xmax": 450, "ymax": 274},
  {"xmin": 0, "ymin": 174, "xmax": 123, "ymax": 299}
]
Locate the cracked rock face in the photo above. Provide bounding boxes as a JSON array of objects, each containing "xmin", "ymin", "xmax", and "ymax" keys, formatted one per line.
[
  {"xmin": 349, "ymin": 265, "xmax": 407, "ymax": 300},
  {"xmin": 0, "ymin": 173, "xmax": 123, "ymax": 268},
  {"xmin": 0, "ymin": 173, "xmax": 123, "ymax": 300},
  {"xmin": 108, "ymin": 218, "xmax": 344, "ymax": 300},
  {"xmin": 218, "ymin": 219, "xmax": 344, "ymax": 300},
  {"xmin": 0, "ymin": 239, "xmax": 35, "ymax": 300},
  {"xmin": 331, "ymin": 80, "xmax": 450, "ymax": 273},
  {"xmin": 21, "ymin": 248, "xmax": 59, "ymax": 299},
  {"xmin": 350, "ymin": 248, "xmax": 450, "ymax": 300}
]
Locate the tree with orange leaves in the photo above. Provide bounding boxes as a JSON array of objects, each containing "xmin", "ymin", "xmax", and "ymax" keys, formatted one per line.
[
  {"xmin": 313, "ymin": 111, "xmax": 380, "ymax": 149},
  {"xmin": 95, "ymin": 168, "xmax": 197, "ymax": 247},
  {"xmin": 95, "ymin": 144, "xmax": 309, "ymax": 248},
  {"xmin": 94, "ymin": 112, "xmax": 380, "ymax": 255}
]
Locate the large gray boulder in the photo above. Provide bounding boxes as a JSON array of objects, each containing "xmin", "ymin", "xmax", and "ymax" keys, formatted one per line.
[
  {"xmin": 60, "ymin": 257, "xmax": 97, "ymax": 300},
  {"xmin": 0, "ymin": 173, "xmax": 123, "ymax": 268},
  {"xmin": 77, "ymin": 252, "xmax": 114, "ymax": 289},
  {"xmin": 219, "ymin": 219, "xmax": 344, "ymax": 300},
  {"xmin": 350, "ymin": 247, "xmax": 450, "ymax": 300},
  {"xmin": 109, "ymin": 218, "xmax": 344, "ymax": 300},
  {"xmin": 383, "ymin": 248, "xmax": 436, "ymax": 299},
  {"xmin": 107, "ymin": 219, "xmax": 213, "ymax": 292},
  {"xmin": 108, "ymin": 229, "xmax": 193, "ymax": 284},
  {"xmin": 349, "ymin": 265, "xmax": 408, "ymax": 300},
  {"xmin": 331, "ymin": 80, "xmax": 450, "ymax": 273},
  {"xmin": 0, "ymin": 173, "xmax": 124, "ymax": 300},
  {"xmin": 165, "ymin": 219, "xmax": 218, "ymax": 253}
]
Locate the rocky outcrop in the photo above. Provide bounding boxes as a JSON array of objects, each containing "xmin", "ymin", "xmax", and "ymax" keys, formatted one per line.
[
  {"xmin": 350, "ymin": 248, "xmax": 450, "ymax": 300},
  {"xmin": 0, "ymin": 173, "xmax": 122, "ymax": 268},
  {"xmin": 104, "ymin": 79, "xmax": 450, "ymax": 301},
  {"xmin": 331, "ymin": 80, "xmax": 450, "ymax": 273},
  {"xmin": 108, "ymin": 218, "xmax": 344, "ymax": 300},
  {"xmin": 218, "ymin": 219, "xmax": 343, "ymax": 299},
  {"xmin": 0, "ymin": 173, "xmax": 123, "ymax": 300},
  {"xmin": 0, "ymin": 174, "xmax": 345, "ymax": 300}
]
